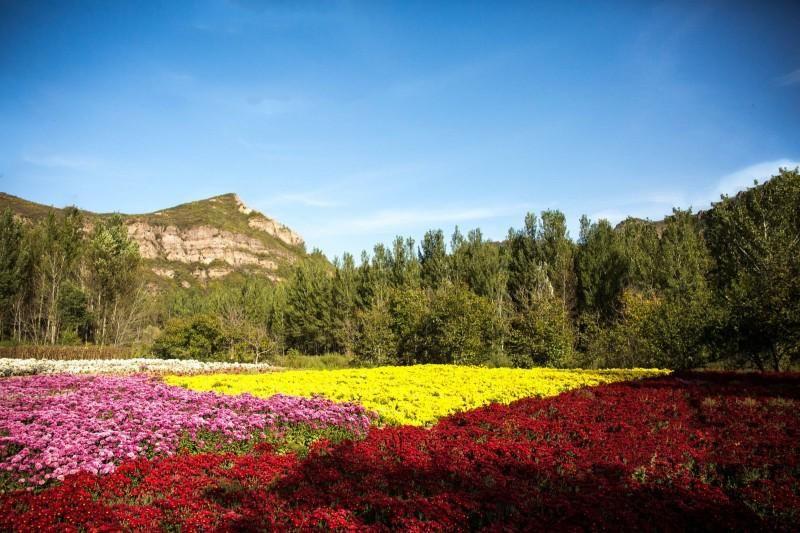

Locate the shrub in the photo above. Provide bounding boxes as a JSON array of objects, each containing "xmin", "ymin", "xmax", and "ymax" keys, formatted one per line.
[
  {"xmin": 507, "ymin": 293, "xmax": 574, "ymax": 368},
  {"xmin": 151, "ymin": 314, "xmax": 225, "ymax": 360},
  {"xmin": 425, "ymin": 284, "xmax": 502, "ymax": 366}
]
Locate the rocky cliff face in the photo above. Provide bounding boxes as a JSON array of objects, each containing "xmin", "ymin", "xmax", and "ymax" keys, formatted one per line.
[
  {"xmin": 247, "ymin": 215, "xmax": 304, "ymax": 247},
  {"xmin": 0, "ymin": 192, "xmax": 308, "ymax": 287},
  {"xmin": 128, "ymin": 223, "xmax": 286, "ymax": 268}
]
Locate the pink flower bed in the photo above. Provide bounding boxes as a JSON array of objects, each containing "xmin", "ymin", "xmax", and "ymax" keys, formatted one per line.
[{"xmin": 0, "ymin": 375, "xmax": 372, "ymax": 487}]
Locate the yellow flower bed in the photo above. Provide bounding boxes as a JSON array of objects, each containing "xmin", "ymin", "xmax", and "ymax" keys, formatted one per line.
[{"xmin": 165, "ymin": 365, "xmax": 668, "ymax": 426}]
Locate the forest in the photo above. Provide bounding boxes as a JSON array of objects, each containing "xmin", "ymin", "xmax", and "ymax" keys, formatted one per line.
[{"xmin": 1, "ymin": 168, "xmax": 798, "ymax": 371}]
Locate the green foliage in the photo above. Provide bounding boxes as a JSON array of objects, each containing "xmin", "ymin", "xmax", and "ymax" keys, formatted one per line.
[
  {"xmin": 617, "ymin": 218, "xmax": 660, "ymax": 290},
  {"xmin": 57, "ymin": 282, "xmax": 92, "ymax": 343},
  {"xmin": 651, "ymin": 209, "xmax": 716, "ymax": 369},
  {"xmin": 176, "ymin": 424, "xmax": 358, "ymax": 458},
  {"xmin": 458, "ymin": 229, "xmax": 508, "ymax": 299},
  {"xmin": 389, "ymin": 236, "xmax": 420, "ymax": 288},
  {"xmin": 270, "ymin": 351, "xmax": 355, "ymax": 369},
  {"xmin": 284, "ymin": 258, "xmax": 333, "ymax": 354},
  {"xmin": 151, "ymin": 314, "xmax": 226, "ymax": 360},
  {"xmin": 582, "ymin": 290, "xmax": 662, "ymax": 368},
  {"xmin": 581, "ymin": 210, "xmax": 716, "ymax": 370},
  {"xmin": 0, "ymin": 209, "xmax": 22, "ymax": 336},
  {"xmin": 426, "ymin": 284, "xmax": 502, "ymax": 366},
  {"xmin": 507, "ymin": 291, "xmax": 574, "ymax": 368},
  {"xmin": 330, "ymin": 253, "xmax": 360, "ymax": 354},
  {"xmin": 538, "ymin": 210, "xmax": 577, "ymax": 311},
  {"xmin": 354, "ymin": 291, "xmax": 397, "ymax": 366},
  {"xmin": 85, "ymin": 214, "xmax": 143, "ymax": 345},
  {"xmin": 576, "ymin": 216, "xmax": 628, "ymax": 320},
  {"xmin": 506, "ymin": 210, "xmax": 575, "ymax": 313},
  {"xmin": 387, "ymin": 286, "xmax": 427, "ymax": 364},
  {"xmin": 2, "ymin": 171, "xmax": 797, "ymax": 371},
  {"xmin": 419, "ymin": 229, "xmax": 448, "ymax": 290},
  {"xmin": 506, "ymin": 213, "xmax": 541, "ymax": 306},
  {"xmin": 705, "ymin": 168, "xmax": 800, "ymax": 370}
]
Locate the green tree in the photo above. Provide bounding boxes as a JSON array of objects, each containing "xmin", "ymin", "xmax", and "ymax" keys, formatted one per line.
[
  {"xmin": 426, "ymin": 284, "xmax": 500, "ymax": 365},
  {"xmin": 459, "ymin": 229, "xmax": 507, "ymax": 300},
  {"xmin": 10, "ymin": 225, "xmax": 41, "ymax": 343},
  {"xmin": 617, "ymin": 218, "xmax": 660, "ymax": 291},
  {"xmin": 57, "ymin": 282, "xmax": 91, "ymax": 344},
  {"xmin": 649, "ymin": 209, "xmax": 716, "ymax": 369},
  {"xmin": 355, "ymin": 290, "xmax": 396, "ymax": 365},
  {"xmin": 419, "ymin": 229, "xmax": 448, "ymax": 290},
  {"xmin": 575, "ymin": 216, "xmax": 628, "ymax": 320},
  {"xmin": 330, "ymin": 253, "xmax": 360, "ymax": 354},
  {"xmin": 38, "ymin": 208, "xmax": 84, "ymax": 344},
  {"xmin": 449, "ymin": 226, "xmax": 466, "ymax": 284},
  {"xmin": 582, "ymin": 289, "xmax": 661, "ymax": 368},
  {"xmin": 388, "ymin": 286, "xmax": 428, "ymax": 364},
  {"xmin": 0, "ymin": 209, "xmax": 22, "ymax": 337},
  {"xmin": 538, "ymin": 210, "xmax": 577, "ymax": 315},
  {"xmin": 389, "ymin": 236, "xmax": 420, "ymax": 288},
  {"xmin": 356, "ymin": 251, "xmax": 376, "ymax": 307},
  {"xmin": 506, "ymin": 264, "xmax": 574, "ymax": 368},
  {"xmin": 506, "ymin": 212, "xmax": 540, "ymax": 306},
  {"xmin": 371, "ymin": 244, "xmax": 392, "ymax": 287},
  {"xmin": 507, "ymin": 293, "xmax": 574, "ymax": 368},
  {"xmin": 151, "ymin": 314, "xmax": 226, "ymax": 360},
  {"xmin": 705, "ymin": 168, "xmax": 800, "ymax": 370},
  {"xmin": 85, "ymin": 214, "xmax": 142, "ymax": 345},
  {"xmin": 284, "ymin": 258, "xmax": 333, "ymax": 354}
]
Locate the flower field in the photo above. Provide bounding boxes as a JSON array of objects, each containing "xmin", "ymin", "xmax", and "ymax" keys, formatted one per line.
[
  {"xmin": 0, "ymin": 358, "xmax": 275, "ymax": 377},
  {"xmin": 1, "ymin": 371, "xmax": 798, "ymax": 530},
  {"xmin": 0, "ymin": 375, "xmax": 372, "ymax": 490},
  {"xmin": 166, "ymin": 365, "xmax": 668, "ymax": 425}
]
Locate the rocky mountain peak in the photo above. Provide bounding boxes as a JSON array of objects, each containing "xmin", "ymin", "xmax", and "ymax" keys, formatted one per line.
[{"xmin": 0, "ymin": 191, "xmax": 308, "ymax": 288}]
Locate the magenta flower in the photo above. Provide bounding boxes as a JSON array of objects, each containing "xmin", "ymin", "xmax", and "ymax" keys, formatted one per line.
[{"xmin": 0, "ymin": 375, "xmax": 373, "ymax": 487}]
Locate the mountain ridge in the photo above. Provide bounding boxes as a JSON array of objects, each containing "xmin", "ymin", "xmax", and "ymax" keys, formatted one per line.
[{"xmin": 0, "ymin": 191, "xmax": 308, "ymax": 288}]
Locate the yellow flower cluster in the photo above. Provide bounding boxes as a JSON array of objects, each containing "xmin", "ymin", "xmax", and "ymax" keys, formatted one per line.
[{"xmin": 165, "ymin": 365, "xmax": 668, "ymax": 426}]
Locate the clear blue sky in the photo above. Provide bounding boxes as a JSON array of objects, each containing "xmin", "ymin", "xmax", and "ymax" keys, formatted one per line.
[{"xmin": 1, "ymin": 1, "xmax": 799, "ymax": 259}]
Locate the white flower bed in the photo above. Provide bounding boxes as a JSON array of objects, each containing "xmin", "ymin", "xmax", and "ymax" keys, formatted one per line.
[{"xmin": 0, "ymin": 358, "xmax": 275, "ymax": 377}]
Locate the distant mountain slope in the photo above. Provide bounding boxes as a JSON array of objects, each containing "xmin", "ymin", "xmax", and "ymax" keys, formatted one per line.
[{"xmin": 0, "ymin": 192, "xmax": 307, "ymax": 287}]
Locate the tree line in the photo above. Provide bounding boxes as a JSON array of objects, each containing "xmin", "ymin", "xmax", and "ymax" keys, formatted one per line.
[
  {"xmin": 1, "ymin": 169, "xmax": 797, "ymax": 370},
  {"xmin": 0, "ymin": 209, "xmax": 145, "ymax": 347}
]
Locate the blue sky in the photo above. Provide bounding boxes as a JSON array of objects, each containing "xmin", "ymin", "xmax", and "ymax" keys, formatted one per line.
[{"xmin": 1, "ymin": 0, "xmax": 799, "ymax": 258}]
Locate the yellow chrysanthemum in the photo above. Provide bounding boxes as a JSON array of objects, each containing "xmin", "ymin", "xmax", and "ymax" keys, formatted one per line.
[{"xmin": 165, "ymin": 365, "xmax": 668, "ymax": 426}]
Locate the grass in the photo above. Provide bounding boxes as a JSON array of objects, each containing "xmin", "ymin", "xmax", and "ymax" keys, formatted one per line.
[
  {"xmin": 268, "ymin": 352, "xmax": 356, "ymax": 370},
  {"xmin": 0, "ymin": 343, "xmax": 358, "ymax": 367},
  {"xmin": 0, "ymin": 344, "xmax": 135, "ymax": 360}
]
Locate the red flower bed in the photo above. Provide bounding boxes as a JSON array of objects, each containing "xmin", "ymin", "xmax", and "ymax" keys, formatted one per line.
[{"xmin": 2, "ymin": 372, "xmax": 799, "ymax": 531}]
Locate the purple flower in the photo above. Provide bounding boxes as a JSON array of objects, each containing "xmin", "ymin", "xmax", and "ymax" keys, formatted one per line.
[{"xmin": 0, "ymin": 375, "xmax": 373, "ymax": 487}]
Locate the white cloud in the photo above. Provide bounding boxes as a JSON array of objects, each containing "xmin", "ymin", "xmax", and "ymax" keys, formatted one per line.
[
  {"xmin": 158, "ymin": 69, "xmax": 308, "ymax": 118},
  {"xmin": 586, "ymin": 159, "xmax": 799, "ymax": 225},
  {"xmin": 711, "ymin": 159, "xmax": 800, "ymax": 201},
  {"xmin": 312, "ymin": 204, "xmax": 531, "ymax": 237},
  {"xmin": 776, "ymin": 68, "xmax": 800, "ymax": 87},
  {"xmin": 636, "ymin": 191, "xmax": 687, "ymax": 206},
  {"xmin": 244, "ymin": 95, "xmax": 306, "ymax": 116},
  {"xmin": 268, "ymin": 192, "xmax": 339, "ymax": 208},
  {"xmin": 22, "ymin": 154, "xmax": 101, "ymax": 171},
  {"xmin": 587, "ymin": 209, "xmax": 629, "ymax": 225}
]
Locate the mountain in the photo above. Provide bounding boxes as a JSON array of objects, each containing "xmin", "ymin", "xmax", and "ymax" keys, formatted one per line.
[{"xmin": 0, "ymin": 192, "xmax": 307, "ymax": 287}]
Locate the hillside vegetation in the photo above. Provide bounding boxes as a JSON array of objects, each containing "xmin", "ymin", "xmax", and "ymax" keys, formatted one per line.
[
  {"xmin": 0, "ymin": 168, "xmax": 797, "ymax": 370},
  {"xmin": 0, "ymin": 192, "xmax": 307, "ymax": 289}
]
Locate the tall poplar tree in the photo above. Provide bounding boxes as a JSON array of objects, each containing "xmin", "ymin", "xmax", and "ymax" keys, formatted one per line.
[{"xmin": 419, "ymin": 229, "xmax": 448, "ymax": 290}]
